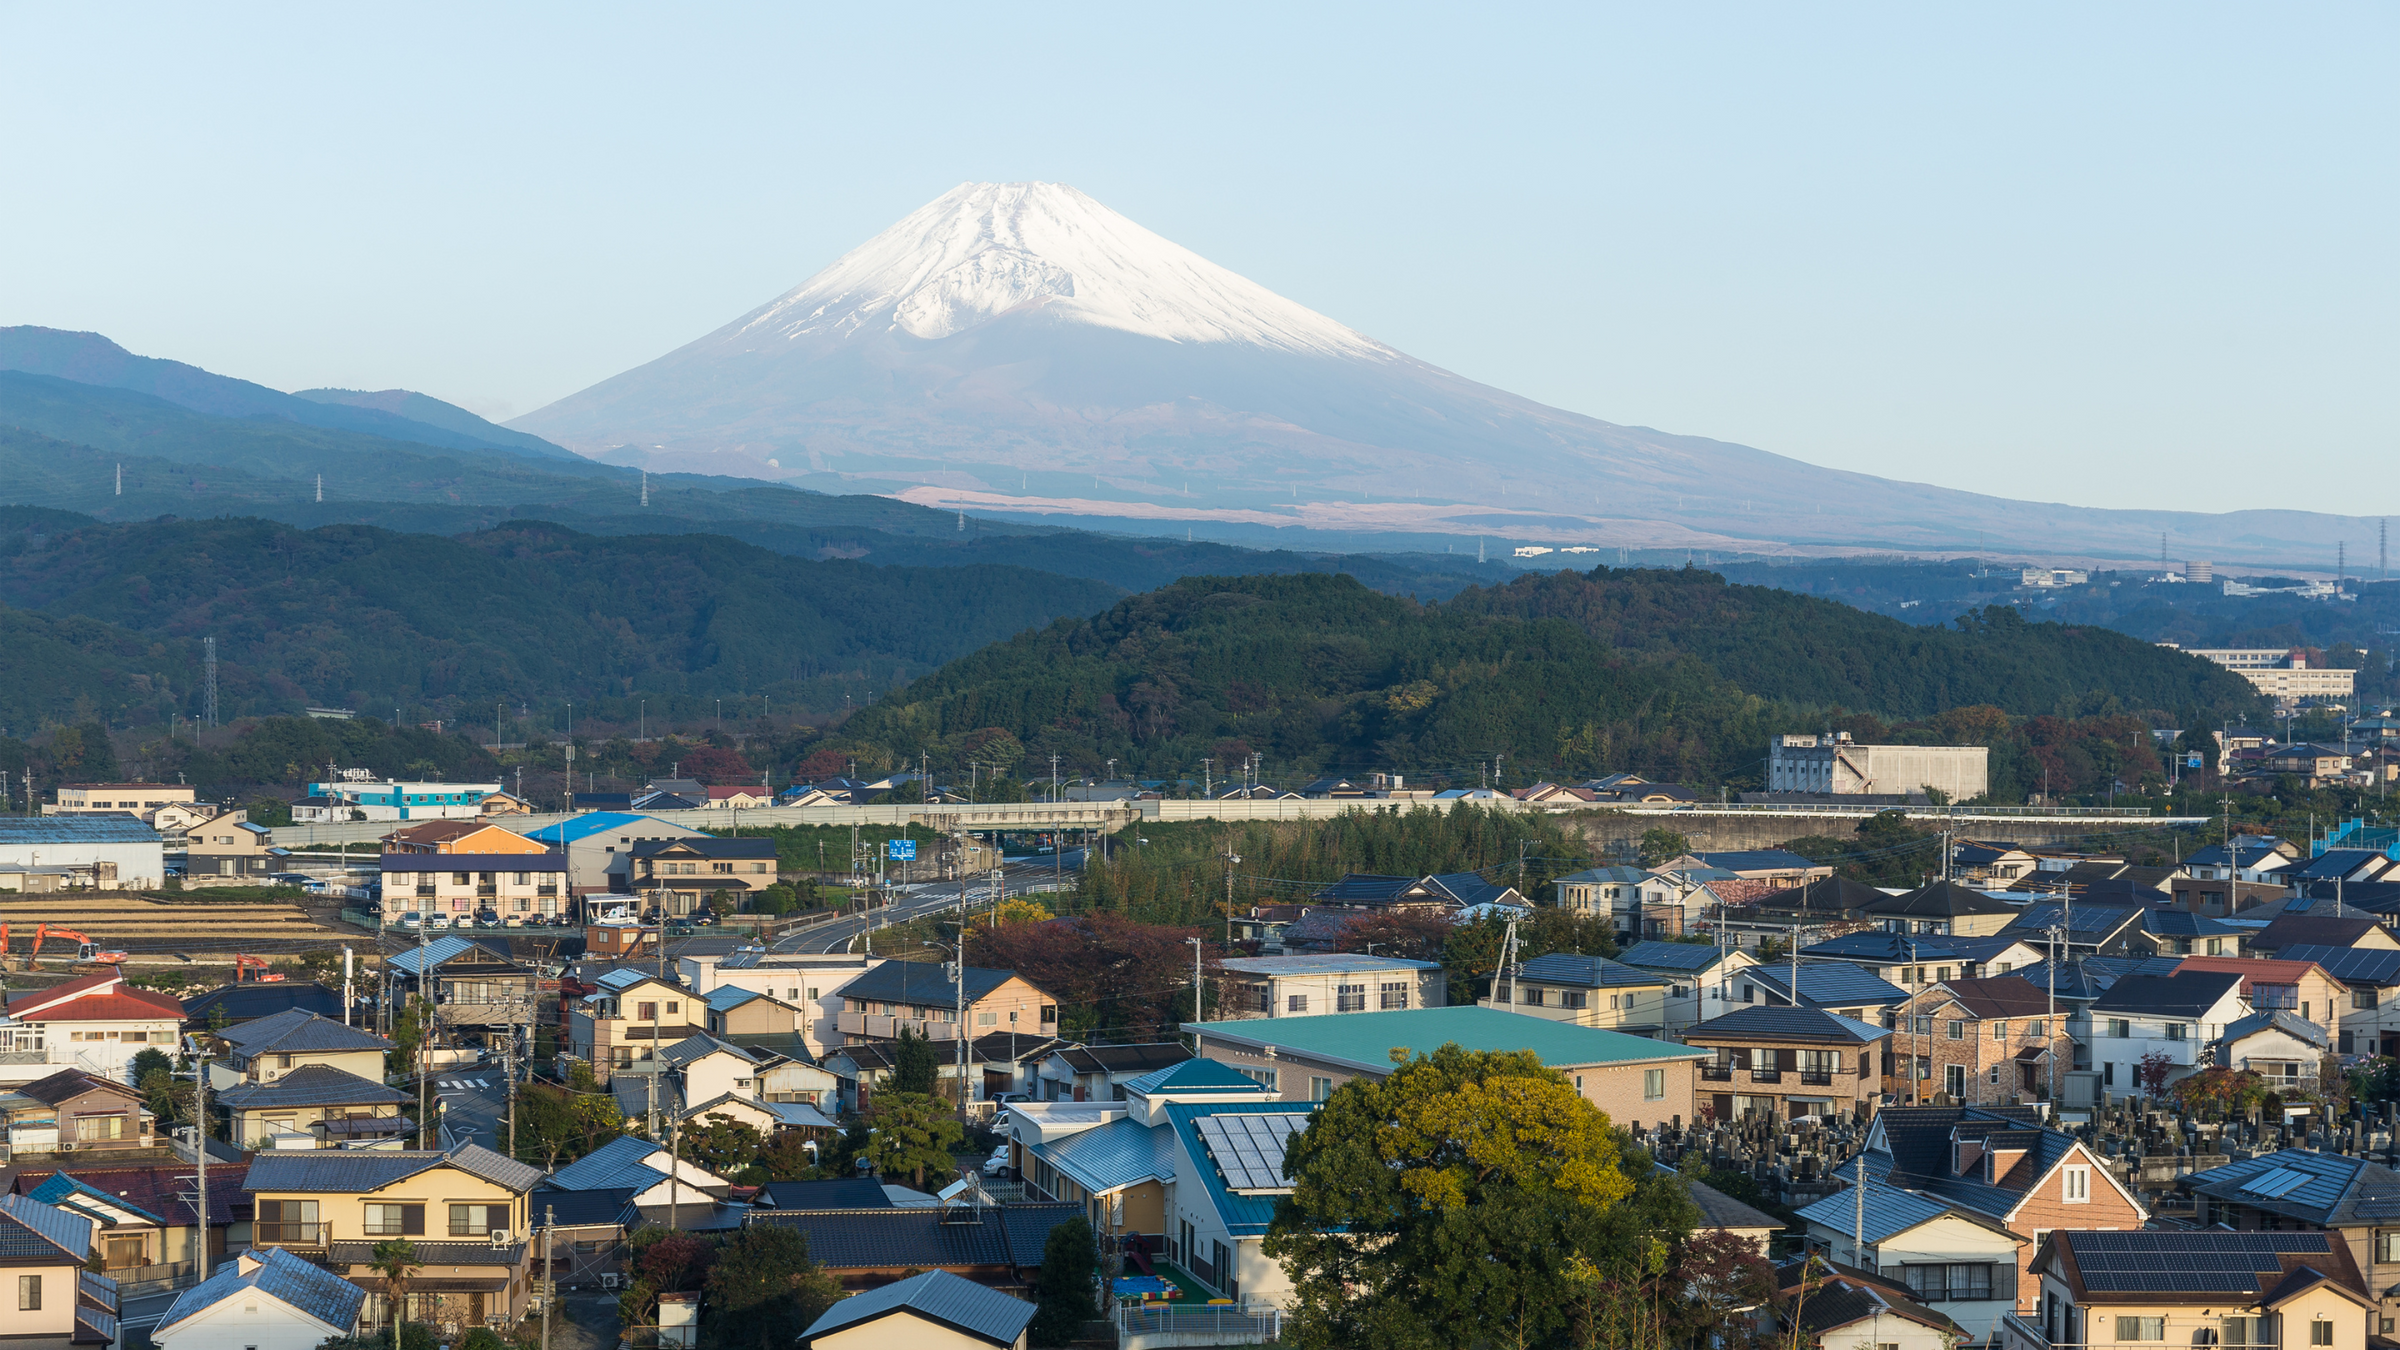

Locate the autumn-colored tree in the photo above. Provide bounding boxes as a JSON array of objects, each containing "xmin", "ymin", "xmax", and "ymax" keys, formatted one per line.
[
  {"xmin": 2170, "ymin": 1066, "xmax": 2270, "ymax": 1120},
  {"xmin": 677, "ymin": 744, "xmax": 755, "ymax": 783},
  {"xmin": 2135, "ymin": 1049, "xmax": 2176, "ymax": 1098},
  {"xmin": 1264, "ymin": 1044, "xmax": 1647, "ymax": 1349},
  {"xmin": 793, "ymin": 748, "xmax": 850, "ymax": 781},
  {"xmin": 1335, "ymin": 910, "xmax": 1455, "ymax": 964},
  {"xmin": 968, "ymin": 913, "xmax": 1209, "ymax": 1041}
]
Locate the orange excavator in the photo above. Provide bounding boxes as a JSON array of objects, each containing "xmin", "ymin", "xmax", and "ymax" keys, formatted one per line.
[
  {"xmin": 234, "ymin": 954, "xmax": 285, "ymax": 983},
  {"xmin": 23, "ymin": 925, "xmax": 129, "ymax": 969}
]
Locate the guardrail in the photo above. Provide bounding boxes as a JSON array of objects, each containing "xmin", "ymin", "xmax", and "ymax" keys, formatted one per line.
[{"xmin": 1111, "ymin": 1302, "xmax": 1282, "ymax": 1343}]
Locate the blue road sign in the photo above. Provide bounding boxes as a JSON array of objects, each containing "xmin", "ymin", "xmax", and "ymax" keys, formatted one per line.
[
  {"xmin": 886, "ymin": 839, "xmax": 918, "ymax": 861},
  {"xmin": 2187, "ymin": 753, "xmax": 2205, "ymax": 768}
]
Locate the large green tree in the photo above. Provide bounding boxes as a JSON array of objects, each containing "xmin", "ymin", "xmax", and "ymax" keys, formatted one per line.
[
  {"xmin": 864, "ymin": 1092, "xmax": 964, "ymax": 1189},
  {"xmin": 892, "ymin": 1027, "xmax": 938, "ymax": 1097},
  {"xmin": 1027, "ymin": 1216, "xmax": 1098, "ymax": 1347},
  {"xmin": 1263, "ymin": 1044, "xmax": 1669, "ymax": 1350},
  {"xmin": 696, "ymin": 1225, "xmax": 841, "ymax": 1350}
]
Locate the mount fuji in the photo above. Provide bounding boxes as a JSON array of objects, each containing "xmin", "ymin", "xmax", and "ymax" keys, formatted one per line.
[{"xmin": 512, "ymin": 183, "xmax": 2364, "ymax": 563}]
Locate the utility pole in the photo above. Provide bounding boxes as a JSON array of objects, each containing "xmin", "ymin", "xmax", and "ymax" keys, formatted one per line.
[
  {"xmin": 506, "ymin": 1000, "xmax": 520, "ymax": 1158},
  {"xmin": 1188, "ymin": 937, "xmax": 1204, "ymax": 1024},
  {"xmin": 180, "ymin": 1037, "xmax": 213, "ymax": 1283},
  {"xmin": 955, "ymin": 884, "xmax": 969, "ymax": 1118},
  {"xmin": 416, "ymin": 920, "xmax": 433, "ymax": 1148},
  {"xmin": 539, "ymin": 1204, "xmax": 555, "ymax": 1350},
  {"xmin": 342, "ymin": 945, "xmax": 354, "ymax": 1029},
  {"xmin": 204, "ymin": 636, "xmax": 218, "ymax": 727},
  {"xmin": 1223, "ymin": 848, "xmax": 1241, "ymax": 944}
]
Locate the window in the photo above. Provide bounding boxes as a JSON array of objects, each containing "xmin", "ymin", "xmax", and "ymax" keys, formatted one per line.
[
  {"xmin": 2116, "ymin": 1316, "xmax": 2165, "ymax": 1341},
  {"xmin": 1904, "ymin": 1263, "xmax": 1993, "ymax": 1302},
  {"xmin": 2311, "ymin": 1320, "xmax": 2334, "ymax": 1346},
  {"xmin": 2103, "ymin": 1061, "xmax": 2116, "ymax": 1086},
  {"xmin": 978, "ymin": 1012, "xmax": 998, "ymax": 1026},
  {"xmin": 1522, "ymin": 987, "xmax": 1546, "ymax": 1007},
  {"xmin": 637, "ymin": 1002, "xmax": 657, "ymax": 1021},
  {"xmin": 712, "ymin": 862, "xmax": 734, "ymax": 874},
  {"xmin": 2063, "ymin": 1165, "xmax": 2090, "ymax": 1202},
  {"xmin": 2359, "ymin": 989, "xmax": 2380, "ymax": 1011},
  {"xmin": 666, "ymin": 1002, "xmax": 679, "ymax": 1015},
  {"xmin": 452, "ymin": 872, "xmax": 470, "ymax": 885},
  {"xmin": 1287, "ymin": 994, "xmax": 1309, "ymax": 1013},
  {"xmin": 1947, "ymin": 1020, "xmax": 1964, "ymax": 1041},
  {"xmin": 1644, "ymin": 1068, "xmax": 1666, "ymax": 1101},
  {"xmin": 2222, "ymin": 1316, "xmax": 2266, "ymax": 1345},
  {"xmin": 1561, "ymin": 991, "xmax": 1588, "ymax": 1009},
  {"xmin": 1235, "ymin": 1066, "xmax": 1278, "ymax": 1091},
  {"xmin": 1913, "ymin": 1016, "xmax": 1932, "ymax": 1035},
  {"xmin": 364, "ymin": 1203, "xmax": 423, "ymax": 1236},
  {"xmin": 1310, "ymin": 1076, "xmax": 1333, "ymax": 1102},
  {"xmin": 449, "ymin": 1203, "xmax": 509, "ymax": 1237},
  {"xmin": 74, "ymin": 1114, "xmax": 129, "ymax": 1142},
  {"xmin": 1988, "ymin": 1064, "xmax": 2000, "ymax": 1084},
  {"xmin": 1336, "ymin": 984, "xmax": 1366, "ymax": 1012},
  {"xmin": 1040, "ymin": 1004, "xmax": 1057, "ymax": 1024},
  {"xmin": 1944, "ymin": 1064, "xmax": 1965, "ymax": 1097},
  {"xmin": 2377, "ymin": 1231, "xmax": 2400, "ymax": 1264},
  {"xmin": 2165, "ymin": 1023, "xmax": 2187, "ymax": 1042},
  {"xmin": 18, "ymin": 1274, "xmax": 37, "ymax": 1311},
  {"xmin": 2106, "ymin": 1018, "xmax": 2130, "ymax": 1038},
  {"xmin": 1379, "ymin": 982, "xmax": 1409, "ymax": 1010},
  {"xmin": 1991, "ymin": 1021, "xmax": 2009, "ymax": 1041}
]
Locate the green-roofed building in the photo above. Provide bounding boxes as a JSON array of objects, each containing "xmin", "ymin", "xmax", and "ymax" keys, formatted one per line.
[{"xmin": 1183, "ymin": 1005, "xmax": 1706, "ymax": 1130}]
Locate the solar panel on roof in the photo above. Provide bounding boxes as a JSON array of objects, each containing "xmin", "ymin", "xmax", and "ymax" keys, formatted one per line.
[
  {"xmin": 2242, "ymin": 1167, "xmax": 2311, "ymax": 1198},
  {"xmin": 1193, "ymin": 1114, "xmax": 1307, "ymax": 1193}
]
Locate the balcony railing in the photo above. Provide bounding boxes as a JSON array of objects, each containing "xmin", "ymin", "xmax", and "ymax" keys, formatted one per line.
[
  {"xmin": 1798, "ymin": 1070, "xmax": 1834, "ymax": 1086},
  {"xmin": 1700, "ymin": 1066, "xmax": 1733, "ymax": 1082},
  {"xmin": 254, "ymin": 1223, "xmax": 324, "ymax": 1247},
  {"xmin": 1751, "ymin": 1068, "xmax": 1782, "ymax": 1084},
  {"xmin": 1111, "ymin": 1303, "xmax": 1281, "ymax": 1344}
]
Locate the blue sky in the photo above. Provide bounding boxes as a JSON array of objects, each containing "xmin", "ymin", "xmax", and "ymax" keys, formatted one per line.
[{"xmin": 1, "ymin": 4, "xmax": 2390, "ymax": 512}]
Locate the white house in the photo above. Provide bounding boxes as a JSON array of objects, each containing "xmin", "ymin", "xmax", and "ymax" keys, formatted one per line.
[
  {"xmin": 676, "ymin": 948, "xmax": 879, "ymax": 1059},
  {"xmin": 1799, "ymin": 1186, "xmax": 2025, "ymax": 1344},
  {"xmin": 1215, "ymin": 954, "xmax": 1446, "ymax": 1019},
  {"xmin": 0, "ymin": 972, "xmax": 184, "ymax": 1086},
  {"xmin": 1612, "ymin": 941, "xmax": 1757, "ymax": 1036},
  {"xmin": 2081, "ymin": 970, "xmax": 2248, "ymax": 1095},
  {"xmin": 2213, "ymin": 1010, "xmax": 2330, "ymax": 1095},
  {"xmin": 151, "ymin": 1247, "xmax": 366, "ymax": 1350}
]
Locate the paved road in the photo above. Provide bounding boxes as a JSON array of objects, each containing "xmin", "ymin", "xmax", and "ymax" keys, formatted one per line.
[
  {"xmin": 422, "ymin": 1066, "xmax": 512, "ymax": 1152},
  {"xmin": 789, "ymin": 854, "xmax": 1083, "ymax": 954}
]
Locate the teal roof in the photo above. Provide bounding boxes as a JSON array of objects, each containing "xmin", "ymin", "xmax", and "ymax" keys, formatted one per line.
[
  {"xmin": 1165, "ymin": 1100, "xmax": 1320, "ymax": 1237},
  {"xmin": 1029, "ymin": 1117, "xmax": 1178, "ymax": 1195},
  {"xmin": 1187, "ymin": 1006, "xmax": 1708, "ymax": 1072},
  {"xmin": 1121, "ymin": 1057, "xmax": 1276, "ymax": 1097},
  {"xmin": 27, "ymin": 1172, "xmax": 166, "ymax": 1225},
  {"xmin": 522, "ymin": 812, "xmax": 700, "ymax": 845}
]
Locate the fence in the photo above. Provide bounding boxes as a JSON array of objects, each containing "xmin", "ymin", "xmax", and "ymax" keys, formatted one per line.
[{"xmin": 1110, "ymin": 1301, "xmax": 1282, "ymax": 1344}]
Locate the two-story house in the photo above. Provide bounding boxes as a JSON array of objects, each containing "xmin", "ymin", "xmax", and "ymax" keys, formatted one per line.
[
  {"xmin": 2007, "ymin": 1229, "xmax": 2373, "ymax": 1350},
  {"xmin": 182, "ymin": 809, "xmax": 284, "ymax": 884},
  {"xmin": 0, "ymin": 1191, "xmax": 119, "ymax": 1348},
  {"xmin": 622, "ymin": 838, "xmax": 779, "ymax": 917},
  {"xmin": 209, "ymin": 1008, "xmax": 392, "ymax": 1083},
  {"xmin": 1830, "ymin": 1104, "xmax": 2147, "ymax": 1343},
  {"xmin": 1685, "ymin": 1006, "xmax": 1889, "ymax": 1124},
  {"xmin": 1863, "ymin": 881, "xmax": 2021, "ymax": 938},
  {"xmin": 1885, "ymin": 975, "xmax": 2070, "ymax": 1106},
  {"xmin": 2281, "ymin": 944, "xmax": 2400, "ymax": 1057},
  {"xmin": 2251, "ymin": 914, "xmax": 2398, "ymax": 959},
  {"xmin": 1, "ymin": 973, "xmax": 184, "ymax": 1084},
  {"xmin": 566, "ymin": 970, "xmax": 704, "ymax": 1083},
  {"xmin": 831, "ymin": 962, "xmax": 1059, "ymax": 1046},
  {"xmin": 242, "ymin": 1143, "xmax": 543, "ymax": 1332},
  {"xmin": 1794, "ymin": 932, "xmax": 2048, "ymax": 991},
  {"xmin": 678, "ymin": 949, "xmax": 879, "ymax": 1059},
  {"xmin": 2, "ymin": 1070, "xmax": 157, "ymax": 1158},
  {"xmin": 388, "ymin": 938, "xmax": 537, "ymax": 1048},
  {"xmin": 1798, "ymin": 1184, "xmax": 2025, "ymax": 1346},
  {"xmin": 2182, "ymin": 1149, "xmax": 2400, "ymax": 1341},
  {"xmin": 1215, "ymin": 954, "xmax": 1446, "ymax": 1019},
  {"xmin": 14, "ymin": 1165, "xmax": 236, "ymax": 1277},
  {"xmin": 1482, "ymin": 953, "xmax": 1669, "ymax": 1034},
  {"xmin": 1036, "ymin": 1043, "xmax": 1191, "ymax": 1103},
  {"xmin": 1698, "ymin": 960, "xmax": 1909, "ymax": 1027},
  {"xmin": 1552, "ymin": 865, "xmax": 1652, "ymax": 932},
  {"xmin": 2173, "ymin": 954, "xmax": 2350, "ymax": 1044},
  {"xmin": 2082, "ymin": 970, "xmax": 2247, "ymax": 1095},
  {"xmin": 216, "ymin": 1068, "xmax": 412, "ymax": 1150},
  {"xmin": 1611, "ymin": 941, "xmax": 1755, "ymax": 1036}
]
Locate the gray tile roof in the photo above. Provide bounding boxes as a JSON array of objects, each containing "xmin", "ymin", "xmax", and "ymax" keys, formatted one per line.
[
  {"xmin": 182, "ymin": 983, "xmax": 345, "ymax": 1025},
  {"xmin": 1687, "ymin": 1006, "xmax": 1889, "ymax": 1045},
  {"xmin": 1745, "ymin": 963, "xmax": 1909, "ymax": 1009},
  {"xmin": 2185, "ymin": 1149, "xmax": 2400, "ymax": 1226},
  {"xmin": 531, "ymin": 1188, "xmax": 637, "ymax": 1228},
  {"xmin": 547, "ymin": 1136, "xmax": 672, "ymax": 1193},
  {"xmin": 2089, "ymin": 970, "xmax": 2243, "ymax": 1017},
  {"xmin": 157, "ymin": 1247, "xmax": 367, "ymax": 1336},
  {"xmin": 2003, "ymin": 902, "xmax": 2145, "ymax": 943},
  {"xmin": 216, "ymin": 1065, "xmax": 408, "ymax": 1111},
  {"xmin": 1613, "ymin": 940, "xmax": 1733, "ymax": 971},
  {"xmin": 2220, "ymin": 1009, "xmax": 2330, "ymax": 1049},
  {"xmin": 1687, "ymin": 1177, "xmax": 1783, "ymax": 1233},
  {"xmin": 802, "ymin": 1268, "xmax": 1035, "ymax": 1346},
  {"xmin": 1516, "ymin": 953, "xmax": 1669, "ymax": 989},
  {"xmin": 1795, "ymin": 1182, "xmax": 1954, "ymax": 1244},
  {"xmin": 217, "ymin": 1008, "xmax": 392, "ymax": 1057},
  {"xmin": 833, "ymin": 961, "xmax": 1024, "ymax": 1007},
  {"xmin": 0, "ymin": 1192, "xmax": 92, "ymax": 1259},
  {"xmin": 747, "ymin": 1202, "xmax": 1078, "ymax": 1270},
  {"xmin": 241, "ymin": 1142, "xmax": 537, "ymax": 1195},
  {"xmin": 1863, "ymin": 881, "xmax": 2018, "ymax": 917}
]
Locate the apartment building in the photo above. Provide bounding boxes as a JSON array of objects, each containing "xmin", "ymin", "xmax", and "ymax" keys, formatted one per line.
[
  {"xmin": 1686, "ymin": 1006, "xmax": 1888, "ymax": 1123},
  {"xmin": 831, "ymin": 962, "xmax": 1059, "ymax": 1046},
  {"xmin": 378, "ymin": 853, "xmax": 567, "ymax": 923},
  {"xmin": 566, "ymin": 970, "xmax": 705, "ymax": 1083},
  {"xmin": 1483, "ymin": 953, "xmax": 1668, "ymax": 1034},
  {"xmin": 1885, "ymin": 975, "xmax": 2070, "ymax": 1106}
]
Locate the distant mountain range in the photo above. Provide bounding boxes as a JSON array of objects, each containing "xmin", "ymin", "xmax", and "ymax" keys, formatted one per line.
[{"xmin": 511, "ymin": 181, "xmax": 2379, "ymax": 566}]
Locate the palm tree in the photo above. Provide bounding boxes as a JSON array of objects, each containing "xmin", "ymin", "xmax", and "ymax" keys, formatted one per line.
[{"xmin": 369, "ymin": 1239, "xmax": 421, "ymax": 1350}]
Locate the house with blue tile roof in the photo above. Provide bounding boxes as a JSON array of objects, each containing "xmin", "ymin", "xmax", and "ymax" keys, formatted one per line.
[{"xmin": 152, "ymin": 1246, "xmax": 365, "ymax": 1350}]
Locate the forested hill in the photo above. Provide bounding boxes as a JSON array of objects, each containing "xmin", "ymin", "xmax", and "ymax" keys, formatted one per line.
[
  {"xmin": 0, "ymin": 511, "xmax": 1119, "ymax": 725},
  {"xmin": 838, "ymin": 573, "xmax": 1783, "ymax": 787},
  {"xmin": 832, "ymin": 570, "xmax": 2263, "ymax": 796},
  {"xmin": 1443, "ymin": 565, "xmax": 2265, "ymax": 720}
]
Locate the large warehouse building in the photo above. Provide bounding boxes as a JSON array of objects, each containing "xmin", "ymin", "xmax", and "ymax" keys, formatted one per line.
[{"xmin": 1767, "ymin": 734, "xmax": 1989, "ymax": 802}]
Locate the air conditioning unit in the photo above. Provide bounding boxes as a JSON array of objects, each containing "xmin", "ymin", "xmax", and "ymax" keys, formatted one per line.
[
  {"xmin": 600, "ymin": 1273, "xmax": 621, "ymax": 1290},
  {"xmin": 489, "ymin": 1230, "xmax": 512, "ymax": 1248}
]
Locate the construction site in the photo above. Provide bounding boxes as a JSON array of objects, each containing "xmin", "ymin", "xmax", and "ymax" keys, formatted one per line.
[{"xmin": 0, "ymin": 890, "xmax": 371, "ymax": 995}]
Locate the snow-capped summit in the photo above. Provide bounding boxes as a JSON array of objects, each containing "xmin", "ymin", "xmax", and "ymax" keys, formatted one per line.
[{"xmin": 734, "ymin": 182, "xmax": 1391, "ymax": 359}]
